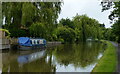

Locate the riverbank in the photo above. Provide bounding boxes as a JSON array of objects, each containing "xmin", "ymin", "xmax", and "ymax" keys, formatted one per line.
[
  {"xmin": 92, "ymin": 40, "xmax": 117, "ymax": 72},
  {"xmin": 110, "ymin": 41, "xmax": 120, "ymax": 73},
  {"xmin": 117, "ymin": 44, "xmax": 120, "ymax": 73},
  {"xmin": 0, "ymin": 38, "xmax": 62, "ymax": 50}
]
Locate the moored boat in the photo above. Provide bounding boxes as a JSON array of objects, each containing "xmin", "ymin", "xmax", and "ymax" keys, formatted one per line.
[{"xmin": 18, "ymin": 37, "xmax": 46, "ymax": 50}]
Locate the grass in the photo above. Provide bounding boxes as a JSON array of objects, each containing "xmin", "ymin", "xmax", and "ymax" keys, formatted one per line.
[{"xmin": 92, "ymin": 40, "xmax": 117, "ymax": 72}]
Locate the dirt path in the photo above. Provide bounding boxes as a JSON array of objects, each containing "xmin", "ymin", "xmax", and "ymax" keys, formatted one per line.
[{"xmin": 110, "ymin": 41, "xmax": 120, "ymax": 73}]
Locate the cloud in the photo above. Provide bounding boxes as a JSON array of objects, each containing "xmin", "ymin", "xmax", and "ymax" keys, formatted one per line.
[{"xmin": 58, "ymin": 0, "xmax": 113, "ymax": 28}]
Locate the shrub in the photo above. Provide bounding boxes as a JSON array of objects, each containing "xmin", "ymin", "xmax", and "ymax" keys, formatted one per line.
[
  {"xmin": 57, "ymin": 26, "xmax": 76, "ymax": 43},
  {"xmin": 29, "ymin": 22, "xmax": 46, "ymax": 38},
  {"xmin": 0, "ymin": 29, "xmax": 11, "ymax": 38},
  {"xmin": 9, "ymin": 28, "xmax": 27, "ymax": 37}
]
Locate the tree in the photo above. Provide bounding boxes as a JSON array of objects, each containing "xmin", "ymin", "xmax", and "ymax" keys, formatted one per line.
[
  {"xmin": 101, "ymin": 1, "xmax": 120, "ymax": 42},
  {"xmin": 2, "ymin": 2, "xmax": 62, "ymax": 27},
  {"xmin": 2, "ymin": 2, "xmax": 62, "ymax": 38},
  {"xmin": 104, "ymin": 28, "xmax": 116, "ymax": 41},
  {"xmin": 73, "ymin": 14, "xmax": 102, "ymax": 42},
  {"xmin": 112, "ymin": 20, "xmax": 120, "ymax": 42},
  {"xmin": 29, "ymin": 22, "xmax": 46, "ymax": 38},
  {"xmin": 57, "ymin": 26, "xmax": 76, "ymax": 43},
  {"xmin": 59, "ymin": 18, "xmax": 75, "ymax": 29},
  {"xmin": 2, "ymin": 2, "xmax": 23, "ymax": 27}
]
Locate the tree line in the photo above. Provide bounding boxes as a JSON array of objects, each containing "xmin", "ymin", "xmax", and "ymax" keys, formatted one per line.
[
  {"xmin": 2, "ymin": 2, "xmax": 111, "ymax": 43},
  {"xmin": 2, "ymin": 2, "xmax": 61, "ymax": 39}
]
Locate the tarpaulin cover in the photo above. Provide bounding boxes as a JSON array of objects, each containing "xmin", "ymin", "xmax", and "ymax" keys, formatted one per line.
[{"xmin": 18, "ymin": 37, "xmax": 32, "ymax": 46}]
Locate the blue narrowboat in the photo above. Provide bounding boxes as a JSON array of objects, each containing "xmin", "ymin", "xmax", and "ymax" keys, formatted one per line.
[{"xmin": 18, "ymin": 37, "xmax": 47, "ymax": 50}]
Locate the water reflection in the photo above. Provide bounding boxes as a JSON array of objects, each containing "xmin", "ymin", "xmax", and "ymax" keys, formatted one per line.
[
  {"xmin": 17, "ymin": 50, "xmax": 46, "ymax": 64},
  {"xmin": 2, "ymin": 42, "xmax": 105, "ymax": 72},
  {"xmin": 50, "ymin": 42, "xmax": 104, "ymax": 72}
]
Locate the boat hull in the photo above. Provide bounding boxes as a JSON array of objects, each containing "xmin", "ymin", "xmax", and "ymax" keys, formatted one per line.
[{"xmin": 18, "ymin": 45, "xmax": 46, "ymax": 50}]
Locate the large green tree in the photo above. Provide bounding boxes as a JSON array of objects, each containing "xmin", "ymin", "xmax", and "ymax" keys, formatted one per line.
[
  {"xmin": 73, "ymin": 14, "xmax": 102, "ymax": 42},
  {"xmin": 2, "ymin": 2, "xmax": 61, "ymax": 27},
  {"xmin": 59, "ymin": 18, "xmax": 75, "ymax": 29},
  {"xmin": 56, "ymin": 26, "xmax": 76, "ymax": 43},
  {"xmin": 101, "ymin": 1, "xmax": 120, "ymax": 42},
  {"xmin": 2, "ymin": 2, "xmax": 62, "ymax": 38}
]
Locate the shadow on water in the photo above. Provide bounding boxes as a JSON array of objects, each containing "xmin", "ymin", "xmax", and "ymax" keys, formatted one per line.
[{"xmin": 2, "ymin": 42, "xmax": 106, "ymax": 72}]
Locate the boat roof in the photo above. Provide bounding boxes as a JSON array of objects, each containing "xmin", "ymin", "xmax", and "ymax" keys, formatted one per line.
[
  {"xmin": 18, "ymin": 37, "xmax": 46, "ymax": 40},
  {"xmin": 18, "ymin": 37, "xmax": 30, "ymax": 44}
]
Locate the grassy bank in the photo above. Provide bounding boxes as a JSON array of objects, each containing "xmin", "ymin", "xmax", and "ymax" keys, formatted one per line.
[{"xmin": 92, "ymin": 40, "xmax": 117, "ymax": 72}]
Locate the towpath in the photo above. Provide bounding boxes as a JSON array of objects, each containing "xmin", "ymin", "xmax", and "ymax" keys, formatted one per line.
[{"xmin": 110, "ymin": 41, "xmax": 120, "ymax": 73}]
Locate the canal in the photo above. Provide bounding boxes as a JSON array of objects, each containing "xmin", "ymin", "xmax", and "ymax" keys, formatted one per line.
[{"xmin": 1, "ymin": 41, "xmax": 106, "ymax": 72}]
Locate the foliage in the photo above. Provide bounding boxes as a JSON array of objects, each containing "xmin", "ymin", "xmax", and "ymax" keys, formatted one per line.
[
  {"xmin": 2, "ymin": 2, "xmax": 62, "ymax": 39},
  {"xmin": 57, "ymin": 26, "xmax": 76, "ymax": 43},
  {"xmin": 21, "ymin": 3, "xmax": 36, "ymax": 27},
  {"xmin": 29, "ymin": 22, "xmax": 46, "ymax": 38},
  {"xmin": 101, "ymin": 2, "xmax": 120, "ymax": 21},
  {"xmin": 73, "ymin": 14, "xmax": 103, "ymax": 42},
  {"xmin": 58, "ymin": 15, "xmax": 104, "ymax": 43},
  {"xmin": 9, "ymin": 28, "xmax": 27, "ymax": 37},
  {"xmin": 2, "ymin": 2, "xmax": 106, "ymax": 43},
  {"xmin": 2, "ymin": 2, "xmax": 62, "ymax": 27},
  {"xmin": 104, "ymin": 28, "xmax": 116, "ymax": 41},
  {"xmin": 0, "ymin": 29, "xmax": 10, "ymax": 38},
  {"xmin": 112, "ymin": 20, "xmax": 120, "ymax": 42},
  {"xmin": 59, "ymin": 18, "xmax": 75, "ymax": 29},
  {"xmin": 101, "ymin": 1, "xmax": 120, "ymax": 43}
]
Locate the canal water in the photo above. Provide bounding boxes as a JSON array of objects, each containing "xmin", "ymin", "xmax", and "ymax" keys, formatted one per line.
[{"xmin": 1, "ymin": 42, "xmax": 106, "ymax": 72}]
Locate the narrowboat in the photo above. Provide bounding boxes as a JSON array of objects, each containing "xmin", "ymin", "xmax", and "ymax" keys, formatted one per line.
[{"xmin": 18, "ymin": 37, "xmax": 46, "ymax": 50}]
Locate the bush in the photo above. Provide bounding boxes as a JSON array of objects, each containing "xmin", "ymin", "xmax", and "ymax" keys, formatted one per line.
[
  {"xmin": 29, "ymin": 22, "xmax": 46, "ymax": 38},
  {"xmin": 0, "ymin": 29, "xmax": 11, "ymax": 38},
  {"xmin": 9, "ymin": 28, "xmax": 27, "ymax": 37},
  {"xmin": 57, "ymin": 26, "xmax": 76, "ymax": 43}
]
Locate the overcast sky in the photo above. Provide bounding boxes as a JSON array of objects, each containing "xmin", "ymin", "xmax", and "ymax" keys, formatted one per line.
[{"xmin": 58, "ymin": 0, "xmax": 113, "ymax": 28}]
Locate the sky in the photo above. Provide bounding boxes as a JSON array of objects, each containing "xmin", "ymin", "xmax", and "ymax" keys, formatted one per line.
[{"xmin": 58, "ymin": 0, "xmax": 113, "ymax": 28}]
